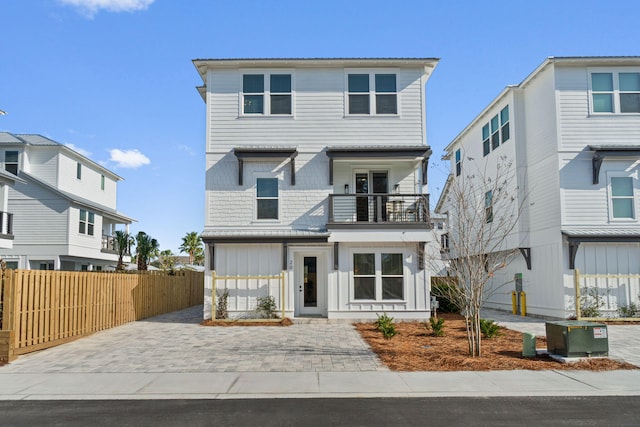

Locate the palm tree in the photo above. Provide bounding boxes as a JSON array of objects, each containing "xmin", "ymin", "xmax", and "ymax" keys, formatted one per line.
[
  {"xmin": 135, "ymin": 231, "xmax": 159, "ymax": 271},
  {"xmin": 179, "ymin": 231, "xmax": 202, "ymax": 265},
  {"xmin": 114, "ymin": 230, "xmax": 134, "ymax": 271},
  {"xmin": 158, "ymin": 249, "xmax": 176, "ymax": 272}
]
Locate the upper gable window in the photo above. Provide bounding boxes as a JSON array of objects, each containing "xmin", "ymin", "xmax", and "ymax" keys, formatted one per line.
[
  {"xmin": 347, "ymin": 73, "xmax": 397, "ymax": 115},
  {"xmin": 5, "ymin": 151, "xmax": 18, "ymax": 175},
  {"xmin": 76, "ymin": 162, "xmax": 82, "ymax": 180},
  {"xmin": 243, "ymin": 73, "xmax": 292, "ymax": 116},
  {"xmin": 455, "ymin": 149, "xmax": 461, "ymax": 176},
  {"xmin": 591, "ymin": 71, "xmax": 640, "ymax": 114},
  {"xmin": 483, "ymin": 105, "xmax": 510, "ymax": 157}
]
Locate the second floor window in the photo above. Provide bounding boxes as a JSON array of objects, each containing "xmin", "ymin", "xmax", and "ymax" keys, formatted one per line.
[
  {"xmin": 5, "ymin": 151, "xmax": 18, "ymax": 175},
  {"xmin": 243, "ymin": 74, "xmax": 292, "ymax": 115},
  {"xmin": 77, "ymin": 162, "xmax": 82, "ymax": 179},
  {"xmin": 347, "ymin": 73, "xmax": 397, "ymax": 115},
  {"xmin": 591, "ymin": 71, "xmax": 640, "ymax": 113},
  {"xmin": 610, "ymin": 176, "xmax": 636, "ymax": 219},
  {"xmin": 256, "ymin": 178, "xmax": 278, "ymax": 220},
  {"xmin": 485, "ymin": 190, "xmax": 493, "ymax": 223},
  {"xmin": 455, "ymin": 149, "xmax": 461, "ymax": 176},
  {"xmin": 79, "ymin": 209, "xmax": 95, "ymax": 235}
]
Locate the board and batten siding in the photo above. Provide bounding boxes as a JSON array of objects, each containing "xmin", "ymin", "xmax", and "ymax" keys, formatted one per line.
[
  {"xmin": 555, "ymin": 65, "xmax": 640, "ymax": 151},
  {"xmin": 330, "ymin": 242, "xmax": 428, "ymax": 319},
  {"xmin": 206, "ymin": 68, "xmax": 426, "ymax": 149},
  {"xmin": 204, "ymin": 243, "xmax": 283, "ymax": 319}
]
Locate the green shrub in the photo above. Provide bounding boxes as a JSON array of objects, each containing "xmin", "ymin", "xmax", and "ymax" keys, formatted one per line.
[
  {"xmin": 375, "ymin": 313, "xmax": 397, "ymax": 339},
  {"xmin": 255, "ymin": 295, "xmax": 279, "ymax": 319},
  {"xmin": 617, "ymin": 302, "xmax": 640, "ymax": 318},
  {"xmin": 425, "ymin": 317, "xmax": 445, "ymax": 337},
  {"xmin": 479, "ymin": 318, "xmax": 501, "ymax": 339},
  {"xmin": 580, "ymin": 287, "xmax": 606, "ymax": 318},
  {"xmin": 430, "ymin": 279, "xmax": 461, "ymax": 313}
]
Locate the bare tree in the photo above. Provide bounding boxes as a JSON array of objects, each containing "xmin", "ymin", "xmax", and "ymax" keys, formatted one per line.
[{"xmin": 433, "ymin": 155, "xmax": 528, "ymax": 357}]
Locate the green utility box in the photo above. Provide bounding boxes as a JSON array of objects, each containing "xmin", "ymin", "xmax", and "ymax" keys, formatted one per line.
[{"xmin": 545, "ymin": 321, "xmax": 608, "ymax": 357}]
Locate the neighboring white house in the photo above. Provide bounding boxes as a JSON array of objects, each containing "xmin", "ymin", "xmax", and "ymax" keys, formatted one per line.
[
  {"xmin": 437, "ymin": 56, "xmax": 640, "ymax": 319},
  {"xmin": 0, "ymin": 167, "xmax": 24, "ymax": 250},
  {"xmin": 0, "ymin": 132, "xmax": 135, "ymax": 271},
  {"xmin": 193, "ymin": 57, "xmax": 439, "ymax": 320}
]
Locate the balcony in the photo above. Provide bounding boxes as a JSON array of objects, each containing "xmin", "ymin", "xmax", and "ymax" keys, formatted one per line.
[
  {"xmin": 101, "ymin": 235, "xmax": 132, "ymax": 255},
  {"xmin": 0, "ymin": 211, "xmax": 13, "ymax": 236},
  {"xmin": 328, "ymin": 194, "xmax": 430, "ymax": 228}
]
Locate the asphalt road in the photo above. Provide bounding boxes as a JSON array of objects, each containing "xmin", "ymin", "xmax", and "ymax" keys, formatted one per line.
[{"xmin": 2, "ymin": 397, "xmax": 640, "ymax": 426}]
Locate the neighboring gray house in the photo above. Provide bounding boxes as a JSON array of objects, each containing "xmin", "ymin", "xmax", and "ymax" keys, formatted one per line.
[
  {"xmin": 0, "ymin": 167, "xmax": 24, "ymax": 250},
  {"xmin": 194, "ymin": 57, "xmax": 439, "ymax": 320},
  {"xmin": 437, "ymin": 56, "xmax": 640, "ymax": 319},
  {"xmin": 0, "ymin": 132, "xmax": 134, "ymax": 271}
]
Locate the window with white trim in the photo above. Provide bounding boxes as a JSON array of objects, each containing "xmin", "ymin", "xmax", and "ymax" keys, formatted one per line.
[
  {"xmin": 609, "ymin": 176, "xmax": 636, "ymax": 220},
  {"xmin": 76, "ymin": 162, "xmax": 82, "ymax": 179},
  {"xmin": 256, "ymin": 178, "xmax": 279, "ymax": 220},
  {"xmin": 347, "ymin": 73, "xmax": 397, "ymax": 115},
  {"xmin": 455, "ymin": 149, "xmax": 461, "ymax": 176},
  {"xmin": 353, "ymin": 252, "xmax": 405, "ymax": 300},
  {"xmin": 242, "ymin": 73, "xmax": 292, "ymax": 115},
  {"xmin": 485, "ymin": 190, "xmax": 493, "ymax": 223},
  {"xmin": 591, "ymin": 71, "xmax": 640, "ymax": 114},
  {"xmin": 79, "ymin": 209, "xmax": 95, "ymax": 235},
  {"xmin": 4, "ymin": 151, "xmax": 18, "ymax": 175},
  {"xmin": 101, "ymin": 175, "xmax": 105, "ymax": 190},
  {"xmin": 482, "ymin": 105, "xmax": 510, "ymax": 157}
]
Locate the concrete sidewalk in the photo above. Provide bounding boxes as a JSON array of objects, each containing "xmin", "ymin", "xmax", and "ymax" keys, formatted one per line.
[
  {"xmin": 2, "ymin": 370, "xmax": 640, "ymax": 400},
  {"xmin": 2, "ymin": 305, "xmax": 640, "ymax": 400}
]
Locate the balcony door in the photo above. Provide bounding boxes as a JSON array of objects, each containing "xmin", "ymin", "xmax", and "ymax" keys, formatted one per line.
[{"xmin": 355, "ymin": 171, "xmax": 388, "ymax": 222}]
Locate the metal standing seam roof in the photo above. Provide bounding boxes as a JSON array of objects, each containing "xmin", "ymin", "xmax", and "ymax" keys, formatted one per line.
[
  {"xmin": 201, "ymin": 229, "xmax": 330, "ymax": 241},
  {"xmin": 562, "ymin": 227, "xmax": 640, "ymax": 238},
  {"xmin": 0, "ymin": 132, "xmax": 124, "ymax": 181}
]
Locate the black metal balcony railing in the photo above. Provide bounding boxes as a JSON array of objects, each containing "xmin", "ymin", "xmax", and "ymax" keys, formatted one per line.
[
  {"xmin": 0, "ymin": 211, "xmax": 13, "ymax": 236},
  {"xmin": 328, "ymin": 194, "xmax": 429, "ymax": 225}
]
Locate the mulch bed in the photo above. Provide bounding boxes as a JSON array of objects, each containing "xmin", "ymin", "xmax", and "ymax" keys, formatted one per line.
[
  {"xmin": 201, "ymin": 318, "xmax": 293, "ymax": 327},
  {"xmin": 355, "ymin": 313, "xmax": 638, "ymax": 371}
]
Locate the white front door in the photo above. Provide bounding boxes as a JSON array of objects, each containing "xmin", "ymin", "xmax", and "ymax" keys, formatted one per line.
[{"xmin": 294, "ymin": 252, "xmax": 326, "ymax": 316}]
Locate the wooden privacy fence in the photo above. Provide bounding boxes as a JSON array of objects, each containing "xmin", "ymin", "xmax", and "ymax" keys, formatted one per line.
[
  {"xmin": 0, "ymin": 269, "xmax": 204, "ymax": 362},
  {"xmin": 574, "ymin": 269, "xmax": 640, "ymax": 321}
]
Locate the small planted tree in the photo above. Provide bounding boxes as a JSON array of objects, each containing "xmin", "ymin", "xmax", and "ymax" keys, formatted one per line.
[{"xmin": 433, "ymin": 155, "xmax": 528, "ymax": 356}]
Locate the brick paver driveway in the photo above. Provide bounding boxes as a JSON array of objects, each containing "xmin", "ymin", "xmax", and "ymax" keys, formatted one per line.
[{"xmin": 1, "ymin": 306, "xmax": 386, "ymax": 373}]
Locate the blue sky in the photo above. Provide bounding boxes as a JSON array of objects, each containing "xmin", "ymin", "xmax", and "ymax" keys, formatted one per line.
[{"xmin": 1, "ymin": 0, "xmax": 639, "ymax": 253}]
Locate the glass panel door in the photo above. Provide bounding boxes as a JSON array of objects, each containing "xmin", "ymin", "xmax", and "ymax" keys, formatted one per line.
[
  {"xmin": 372, "ymin": 172, "xmax": 388, "ymax": 221},
  {"xmin": 303, "ymin": 257, "xmax": 317, "ymax": 307},
  {"xmin": 355, "ymin": 173, "xmax": 369, "ymax": 221}
]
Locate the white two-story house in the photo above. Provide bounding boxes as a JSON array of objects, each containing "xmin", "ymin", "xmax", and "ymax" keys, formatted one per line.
[
  {"xmin": 0, "ymin": 132, "xmax": 134, "ymax": 271},
  {"xmin": 437, "ymin": 56, "xmax": 640, "ymax": 319},
  {"xmin": 194, "ymin": 57, "xmax": 439, "ymax": 320}
]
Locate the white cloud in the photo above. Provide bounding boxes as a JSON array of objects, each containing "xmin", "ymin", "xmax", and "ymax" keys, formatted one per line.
[
  {"xmin": 64, "ymin": 143, "xmax": 92, "ymax": 158},
  {"xmin": 177, "ymin": 144, "xmax": 196, "ymax": 156},
  {"xmin": 108, "ymin": 149, "xmax": 150, "ymax": 169},
  {"xmin": 59, "ymin": 0, "xmax": 155, "ymax": 17}
]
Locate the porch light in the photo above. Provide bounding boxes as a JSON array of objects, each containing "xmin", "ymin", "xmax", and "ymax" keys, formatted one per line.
[
  {"xmin": 344, "ymin": 184, "xmax": 349, "ymax": 194},
  {"xmin": 394, "ymin": 183, "xmax": 400, "ymax": 193}
]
